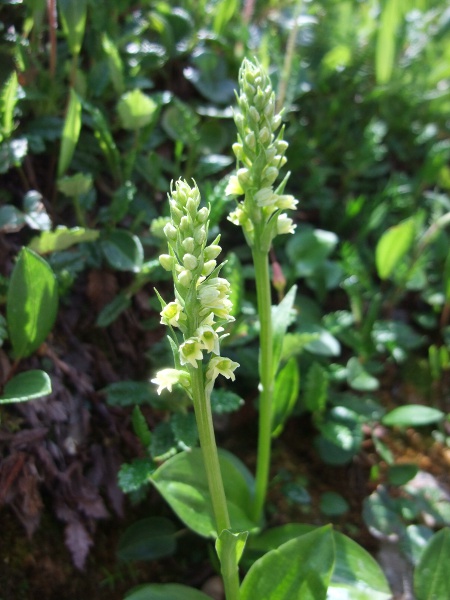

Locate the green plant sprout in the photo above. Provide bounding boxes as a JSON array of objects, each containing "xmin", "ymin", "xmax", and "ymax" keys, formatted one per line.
[{"xmin": 226, "ymin": 57, "xmax": 298, "ymax": 522}]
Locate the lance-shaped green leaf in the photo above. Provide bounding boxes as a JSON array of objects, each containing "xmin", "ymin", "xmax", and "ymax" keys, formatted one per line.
[
  {"xmin": 272, "ymin": 284, "xmax": 297, "ymax": 376},
  {"xmin": 6, "ymin": 247, "xmax": 58, "ymax": 359},
  {"xmin": 382, "ymin": 405, "xmax": 444, "ymax": 427},
  {"xmin": 58, "ymin": 0, "xmax": 87, "ymax": 57},
  {"xmin": 57, "ymin": 88, "xmax": 82, "ymax": 177},
  {"xmin": 0, "ymin": 370, "xmax": 52, "ymax": 404},
  {"xmin": 375, "ymin": 217, "xmax": 415, "ymax": 280},
  {"xmin": 272, "ymin": 357, "xmax": 300, "ymax": 437}
]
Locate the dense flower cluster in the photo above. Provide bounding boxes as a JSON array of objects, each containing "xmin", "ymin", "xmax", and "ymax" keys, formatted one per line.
[
  {"xmin": 152, "ymin": 179, "xmax": 239, "ymax": 396},
  {"xmin": 226, "ymin": 58, "xmax": 298, "ymax": 251}
]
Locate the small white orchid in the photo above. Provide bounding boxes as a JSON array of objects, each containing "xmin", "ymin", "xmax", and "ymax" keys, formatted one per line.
[
  {"xmin": 160, "ymin": 301, "xmax": 185, "ymax": 328},
  {"xmin": 151, "ymin": 368, "xmax": 189, "ymax": 395},
  {"xmin": 179, "ymin": 338, "xmax": 203, "ymax": 368}
]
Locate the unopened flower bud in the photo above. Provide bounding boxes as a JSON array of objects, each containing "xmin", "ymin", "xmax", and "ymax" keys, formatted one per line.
[
  {"xmin": 202, "ymin": 260, "xmax": 217, "ymax": 276},
  {"xmin": 272, "ymin": 114, "xmax": 282, "ymax": 130},
  {"xmin": 262, "ymin": 166, "xmax": 279, "ymax": 186},
  {"xmin": 237, "ymin": 168, "xmax": 251, "ymax": 187},
  {"xmin": 259, "ymin": 127, "xmax": 271, "ymax": 145},
  {"xmin": 204, "ymin": 245, "xmax": 221, "ymax": 261},
  {"xmin": 180, "ymin": 215, "xmax": 191, "ymax": 233},
  {"xmin": 163, "ymin": 222, "xmax": 178, "ymax": 241},
  {"xmin": 182, "ymin": 237, "xmax": 195, "ymax": 253},
  {"xmin": 159, "ymin": 254, "xmax": 175, "ymax": 271},
  {"xmin": 186, "ymin": 197, "xmax": 198, "ymax": 219},
  {"xmin": 169, "ymin": 201, "xmax": 183, "ymax": 225},
  {"xmin": 183, "ymin": 253, "xmax": 198, "ymax": 271},
  {"xmin": 277, "ymin": 213, "xmax": 296, "ymax": 235},
  {"xmin": 194, "ymin": 225, "xmax": 206, "ymax": 245},
  {"xmin": 178, "ymin": 269, "xmax": 192, "ymax": 287},
  {"xmin": 232, "ymin": 142, "xmax": 244, "ymax": 160},
  {"xmin": 249, "ymin": 106, "xmax": 260, "ymax": 122},
  {"xmin": 245, "ymin": 132, "xmax": 256, "ymax": 150},
  {"xmin": 277, "ymin": 140, "xmax": 289, "ymax": 154},
  {"xmin": 196, "ymin": 207, "xmax": 209, "ymax": 224}
]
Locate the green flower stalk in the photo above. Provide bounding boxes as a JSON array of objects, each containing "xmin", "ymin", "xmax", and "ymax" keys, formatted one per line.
[
  {"xmin": 227, "ymin": 58, "xmax": 298, "ymax": 523},
  {"xmin": 152, "ymin": 179, "xmax": 240, "ymax": 599}
]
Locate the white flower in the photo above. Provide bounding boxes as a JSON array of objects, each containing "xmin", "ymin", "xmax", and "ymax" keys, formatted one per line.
[
  {"xmin": 196, "ymin": 324, "xmax": 220, "ymax": 355},
  {"xmin": 277, "ymin": 213, "xmax": 296, "ymax": 235},
  {"xmin": 225, "ymin": 175, "xmax": 244, "ymax": 197},
  {"xmin": 160, "ymin": 301, "xmax": 185, "ymax": 327},
  {"xmin": 198, "ymin": 278, "xmax": 233, "ymax": 319},
  {"xmin": 151, "ymin": 368, "xmax": 189, "ymax": 394},
  {"xmin": 275, "ymin": 195, "xmax": 298, "ymax": 211},
  {"xmin": 179, "ymin": 338, "xmax": 203, "ymax": 368},
  {"xmin": 205, "ymin": 357, "xmax": 240, "ymax": 393}
]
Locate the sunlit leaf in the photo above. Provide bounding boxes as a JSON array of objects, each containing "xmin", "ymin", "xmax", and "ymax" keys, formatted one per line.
[
  {"xmin": 414, "ymin": 528, "xmax": 450, "ymax": 600},
  {"xmin": 0, "ymin": 370, "xmax": 52, "ymax": 404},
  {"xmin": 240, "ymin": 526, "xmax": 335, "ymax": 600},
  {"xmin": 101, "ymin": 230, "xmax": 144, "ymax": 272},
  {"xmin": 382, "ymin": 405, "xmax": 445, "ymax": 427},
  {"xmin": 6, "ymin": 247, "xmax": 58, "ymax": 358},
  {"xmin": 57, "ymin": 88, "xmax": 82, "ymax": 177},
  {"xmin": 29, "ymin": 226, "xmax": 99, "ymax": 254},
  {"xmin": 375, "ymin": 217, "xmax": 416, "ymax": 280}
]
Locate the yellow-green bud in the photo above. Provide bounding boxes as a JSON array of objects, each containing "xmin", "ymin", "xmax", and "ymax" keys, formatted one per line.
[
  {"xmin": 197, "ymin": 207, "xmax": 209, "ymax": 223},
  {"xmin": 164, "ymin": 222, "xmax": 178, "ymax": 240},
  {"xmin": 194, "ymin": 225, "xmax": 206, "ymax": 245},
  {"xmin": 159, "ymin": 254, "xmax": 175, "ymax": 271},
  {"xmin": 204, "ymin": 245, "xmax": 221, "ymax": 261},
  {"xmin": 249, "ymin": 107, "xmax": 260, "ymax": 122},
  {"xmin": 178, "ymin": 269, "xmax": 192, "ymax": 287},
  {"xmin": 182, "ymin": 237, "xmax": 195, "ymax": 253},
  {"xmin": 259, "ymin": 127, "xmax": 271, "ymax": 145},
  {"xmin": 202, "ymin": 260, "xmax": 217, "ymax": 276},
  {"xmin": 245, "ymin": 132, "xmax": 256, "ymax": 150},
  {"xmin": 180, "ymin": 215, "xmax": 191, "ymax": 233},
  {"xmin": 183, "ymin": 253, "xmax": 198, "ymax": 271}
]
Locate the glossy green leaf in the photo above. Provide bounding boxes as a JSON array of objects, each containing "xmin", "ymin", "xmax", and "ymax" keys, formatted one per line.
[
  {"xmin": 375, "ymin": 217, "xmax": 415, "ymax": 280},
  {"xmin": 28, "ymin": 226, "xmax": 99, "ymax": 254},
  {"xmin": 272, "ymin": 284, "xmax": 297, "ymax": 376},
  {"xmin": 101, "ymin": 230, "xmax": 144, "ymax": 272},
  {"xmin": 151, "ymin": 449, "xmax": 258, "ymax": 538},
  {"xmin": 414, "ymin": 528, "xmax": 450, "ymax": 600},
  {"xmin": 240, "ymin": 526, "xmax": 335, "ymax": 600},
  {"xmin": 0, "ymin": 205, "xmax": 25, "ymax": 232},
  {"xmin": 57, "ymin": 88, "xmax": 82, "ymax": 177},
  {"xmin": 58, "ymin": 0, "xmax": 87, "ymax": 56},
  {"xmin": 272, "ymin": 357, "xmax": 300, "ymax": 437},
  {"xmin": 117, "ymin": 517, "xmax": 176, "ymax": 562},
  {"xmin": 346, "ymin": 357, "xmax": 379, "ymax": 391},
  {"xmin": 245, "ymin": 524, "xmax": 391, "ymax": 599},
  {"xmin": 0, "ymin": 370, "xmax": 52, "ymax": 404},
  {"xmin": 387, "ymin": 463, "xmax": 419, "ymax": 486},
  {"xmin": 362, "ymin": 487, "xmax": 406, "ymax": 541},
  {"xmin": 125, "ymin": 584, "xmax": 211, "ymax": 600},
  {"xmin": 0, "ymin": 138, "xmax": 28, "ymax": 173},
  {"xmin": 382, "ymin": 405, "xmax": 445, "ymax": 427},
  {"xmin": 22, "ymin": 191, "xmax": 52, "ymax": 231},
  {"xmin": 161, "ymin": 100, "xmax": 200, "ymax": 145},
  {"xmin": 318, "ymin": 407, "xmax": 363, "ymax": 454},
  {"xmin": 7, "ymin": 247, "xmax": 58, "ymax": 359}
]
